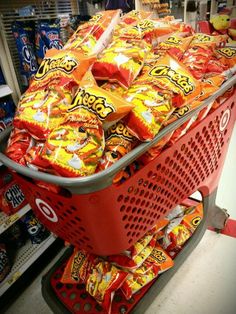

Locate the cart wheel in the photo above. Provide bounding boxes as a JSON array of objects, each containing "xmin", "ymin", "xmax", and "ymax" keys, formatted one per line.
[{"xmin": 208, "ymin": 205, "xmax": 230, "ymax": 231}]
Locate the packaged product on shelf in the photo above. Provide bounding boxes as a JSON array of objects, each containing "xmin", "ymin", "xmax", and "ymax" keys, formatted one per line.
[
  {"xmin": 12, "ymin": 21, "xmax": 38, "ymax": 86},
  {"xmin": 92, "ymin": 38, "xmax": 150, "ymax": 89},
  {"xmin": 121, "ymin": 244, "xmax": 174, "ymax": 300},
  {"xmin": 21, "ymin": 212, "xmax": 50, "ymax": 244},
  {"xmin": 86, "ymin": 260, "xmax": 128, "ymax": 314},
  {"xmin": 0, "ymin": 244, "xmax": 11, "ymax": 283},
  {"xmin": 212, "ymin": 46, "xmax": 236, "ymax": 74},
  {"xmin": 13, "ymin": 49, "xmax": 95, "ymax": 140},
  {"xmin": 0, "ymin": 98, "xmax": 16, "ymax": 133},
  {"xmin": 121, "ymin": 10, "xmax": 153, "ymax": 25},
  {"xmin": 0, "ymin": 167, "xmax": 13, "ymax": 190},
  {"xmin": 64, "ymin": 10, "xmax": 121, "ymax": 55},
  {"xmin": 0, "ymin": 67, "xmax": 5, "ymax": 84},
  {"xmin": 0, "ymin": 179, "xmax": 27, "ymax": 215},
  {"xmin": 97, "ymin": 121, "xmax": 138, "ymax": 172},
  {"xmin": 61, "ymin": 249, "xmax": 98, "ymax": 284},
  {"xmin": 1, "ymin": 222, "xmax": 26, "ymax": 249},
  {"xmin": 35, "ymin": 19, "xmax": 63, "ymax": 64}
]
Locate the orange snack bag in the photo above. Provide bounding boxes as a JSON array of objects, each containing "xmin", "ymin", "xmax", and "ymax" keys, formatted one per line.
[
  {"xmin": 121, "ymin": 245, "xmax": 174, "ymax": 299},
  {"xmin": 190, "ymin": 33, "xmax": 228, "ymax": 49},
  {"xmin": 146, "ymin": 54, "xmax": 201, "ymax": 108},
  {"xmin": 86, "ymin": 261, "xmax": 128, "ymax": 314},
  {"xmin": 92, "ymin": 38, "xmax": 149, "ymax": 88},
  {"xmin": 61, "ymin": 249, "xmax": 97, "ymax": 284},
  {"xmin": 64, "ymin": 10, "xmax": 121, "ymax": 55},
  {"xmin": 156, "ymin": 35, "xmax": 193, "ymax": 60},
  {"xmin": 123, "ymin": 78, "xmax": 174, "ymax": 141},
  {"xmin": 14, "ymin": 49, "xmax": 95, "ymax": 140},
  {"xmin": 40, "ymin": 110, "xmax": 105, "ymax": 177},
  {"xmin": 101, "ymin": 81, "xmax": 126, "ymax": 96},
  {"xmin": 6, "ymin": 128, "xmax": 33, "ymax": 165},
  {"xmin": 98, "ymin": 121, "xmax": 138, "ymax": 171},
  {"xmin": 213, "ymin": 46, "xmax": 236, "ymax": 71},
  {"xmin": 121, "ymin": 10, "xmax": 153, "ymax": 25},
  {"xmin": 108, "ymin": 235, "xmax": 157, "ymax": 271}
]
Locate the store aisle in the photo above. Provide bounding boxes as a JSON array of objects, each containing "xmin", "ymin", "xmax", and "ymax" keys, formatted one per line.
[{"xmin": 3, "ymin": 124, "xmax": 236, "ymax": 314}]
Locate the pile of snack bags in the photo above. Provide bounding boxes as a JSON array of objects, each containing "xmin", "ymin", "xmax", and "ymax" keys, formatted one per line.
[
  {"xmin": 6, "ymin": 10, "xmax": 236, "ymax": 187},
  {"xmin": 60, "ymin": 201, "xmax": 203, "ymax": 313}
]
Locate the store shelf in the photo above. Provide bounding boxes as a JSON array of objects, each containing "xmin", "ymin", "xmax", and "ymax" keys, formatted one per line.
[
  {"xmin": 0, "ymin": 234, "xmax": 57, "ymax": 296},
  {"xmin": 0, "ymin": 85, "xmax": 12, "ymax": 98},
  {"xmin": 0, "ymin": 204, "xmax": 31, "ymax": 235}
]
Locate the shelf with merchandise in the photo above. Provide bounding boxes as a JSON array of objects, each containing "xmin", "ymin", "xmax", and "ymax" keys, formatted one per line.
[
  {"xmin": 0, "ymin": 85, "xmax": 12, "ymax": 99},
  {"xmin": 0, "ymin": 233, "xmax": 57, "ymax": 296}
]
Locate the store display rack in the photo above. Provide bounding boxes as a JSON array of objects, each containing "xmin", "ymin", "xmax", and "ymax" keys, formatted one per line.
[
  {"xmin": 0, "ymin": 204, "xmax": 31, "ymax": 235},
  {"xmin": 0, "ymin": 85, "xmax": 12, "ymax": 99},
  {"xmin": 0, "ymin": 234, "xmax": 57, "ymax": 296}
]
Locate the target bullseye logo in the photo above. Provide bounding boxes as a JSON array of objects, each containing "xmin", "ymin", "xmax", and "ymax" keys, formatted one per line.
[
  {"xmin": 35, "ymin": 198, "xmax": 58, "ymax": 223},
  {"xmin": 220, "ymin": 109, "xmax": 231, "ymax": 132}
]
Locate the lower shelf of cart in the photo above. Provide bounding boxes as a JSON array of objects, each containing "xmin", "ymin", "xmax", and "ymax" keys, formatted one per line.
[{"xmin": 0, "ymin": 233, "xmax": 57, "ymax": 296}]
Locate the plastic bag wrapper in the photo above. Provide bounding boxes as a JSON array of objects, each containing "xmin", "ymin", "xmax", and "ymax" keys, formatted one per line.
[
  {"xmin": 92, "ymin": 38, "xmax": 149, "ymax": 89},
  {"xmin": 124, "ymin": 79, "xmax": 174, "ymax": 141},
  {"xmin": 117, "ymin": 19, "xmax": 177, "ymax": 46},
  {"xmin": 40, "ymin": 110, "xmax": 105, "ymax": 177},
  {"xmin": 64, "ymin": 10, "xmax": 121, "ymax": 55},
  {"xmin": 14, "ymin": 49, "xmax": 95, "ymax": 140},
  {"xmin": 0, "ymin": 99, "xmax": 15, "ymax": 132},
  {"xmin": 12, "ymin": 21, "xmax": 38, "ymax": 85},
  {"xmin": 122, "ymin": 10, "xmax": 153, "ymax": 25},
  {"xmin": 213, "ymin": 46, "xmax": 236, "ymax": 73},
  {"xmin": 164, "ymin": 74, "xmax": 225, "ymax": 126},
  {"xmin": 97, "ymin": 121, "xmax": 138, "ymax": 172},
  {"xmin": 108, "ymin": 234, "xmax": 157, "ymax": 271},
  {"xmin": 156, "ymin": 35, "xmax": 193, "ymax": 60},
  {"xmin": 0, "ymin": 244, "xmax": 11, "ymax": 283},
  {"xmin": 86, "ymin": 261, "xmax": 128, "ymax": 314},
  {"xmin": 146, "ymin": 55, "xmax": 201, "ymax": 108},
  {"xmin": 138, "ymin": 131, "xmax": 174, "ymax": 165},
  {"xmin": 190, "ymin": 33, "xmax": 228, "ymax": 50},
  {"xmin": 161, "ymin": 203, "xmax": 203, "ymax": 256},
  {"xmin": 101, "ymin": 82, "xmax": 126, "ymax": 96},
  {"xmin": 122, "ymin": 219, "xmax": 169, "ymax": 259},
  {"xmin": 61, "ymin": 249, "xmax": 98, "ymax": 284},
  {"xmin": 205, "ymin": 57, "xmax": 228, "ymax": 78},
  {"xmin": 21, "ymin": 212, "xmax": 50, "ymax": 244},
  {"xmin": 121, "ymin": 244, "xmax": 174, "ymax": 299},
  {"xmin": 35, "ymin": 19, "xmax": 63, "ymax": 63},
  {"xmin": 0, "ymin": 179, "xmax": 27, "ymax": 215},
  {"xmin": 5, "ymin": 128, "xmax": 33, "ymax": 165},
  {"xmin": 70, "ymin": 78, "xmax": 134, "ymax": 127}
]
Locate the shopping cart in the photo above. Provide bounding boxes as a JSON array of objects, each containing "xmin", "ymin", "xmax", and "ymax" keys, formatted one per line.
[
  {"xmin": 0, "ymin": 73, "xmax": 235, "ymax": 312},
  {"xmin": 0, "ymin": 76, "xmax": 236, "ymax": 256}
]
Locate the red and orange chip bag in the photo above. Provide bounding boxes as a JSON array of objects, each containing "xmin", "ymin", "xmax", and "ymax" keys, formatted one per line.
[
  {"xmin": 61, "ymin": 249, "xmax": 97, "ymax": 284},
  {"xmin": 92, "ymin": 38, "xmax": 149, "ymax": 89},
  {"xmin": 6, "ymin": 128, "xmax": 33, "ymax": 165},
  {"xmin": 190, "ymin": 33, "xmax": 228, "ymax": 49},
  {"xmin": 213, "ymin": 46, "xmax": 236, "ymax": 73},
  {"xmin": 64, "ymin": 10, "xmax": 121, "ymax": 55},
  {"xmin": 146, "ymin": 54, "xmax": 201, "ymax": 108},
  {"xmin": 86, "ymin": 261, "xmax": 128, "ymax": 314},
  {"xmin": 98, "ymin": 121, "xmax": 137, "ymax": 172},
  {"xmin": 124, "ymin": 79, "xmax": 174, "ymax": 141},
  {"xmin": 14, "ymin": 49, "xmax": 95, "ymax": 140},
  {"xmin": 121, "ymin": 10, "xmax": 153, "ymax": 25},
  {"xmin": 156, "ymin": 35, "xmax": 193, "ymax": 60},
  {"xmin": 121, "ymin": 244, "xmax": 174, "ymax": 300},
  {"xmin": 108, "ymin": 235, "xmax": 157, "ymax": 271}
]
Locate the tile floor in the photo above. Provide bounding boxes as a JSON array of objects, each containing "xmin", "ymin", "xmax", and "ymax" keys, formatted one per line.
[{"xmin": 3, "ymin": 124, "xmax": 236, "ymax": 314}]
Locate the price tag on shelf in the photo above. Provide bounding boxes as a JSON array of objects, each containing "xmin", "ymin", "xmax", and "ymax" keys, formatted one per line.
[
  {"xmin": 3, "ymin": 213, "xmax": 20, "ymax": 229},
  {"xmin": 7, "ymin": 271, "xmax": 22, "ymax": 285}
]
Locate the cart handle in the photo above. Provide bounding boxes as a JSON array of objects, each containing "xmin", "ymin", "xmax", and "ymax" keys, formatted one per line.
[{"xmin": 0, "ymin": 75, "xmax": 235, "ymax": 194}]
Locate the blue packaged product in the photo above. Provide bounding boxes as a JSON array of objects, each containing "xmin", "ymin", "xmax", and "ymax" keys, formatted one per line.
[
  {"xmin": 21, "ymin": 212, "xmax": 50, "ymax": 244},
  {"xmin": 12, "ymin": 21, "xmax": 38, "ymax": 85},
  {"xmin": 0, "ymin": 99, "xmax": 15, "ymax": 132},
  {"xmin": 35, "ymin": 19, "xmax": 63, "ymax": 62},
  {"xmin": 0, "ymin": 67, "xmax": 5, "ymax": 85}
]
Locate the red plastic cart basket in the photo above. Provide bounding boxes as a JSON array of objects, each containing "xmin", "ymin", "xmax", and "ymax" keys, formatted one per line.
[{"xmin": 0, "ymin": 76, "xmax": 235, "ymax": 255}]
